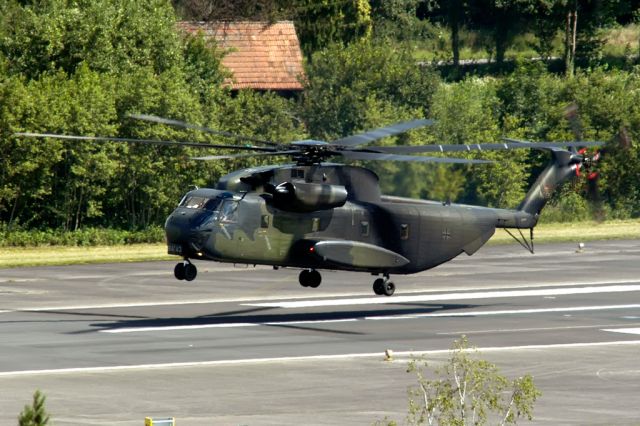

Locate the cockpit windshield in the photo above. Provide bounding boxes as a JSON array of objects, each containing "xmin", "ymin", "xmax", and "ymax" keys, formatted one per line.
[
  {"xmin": 179, "ymin": 196, "xmax": 222, "ymax": 211},
  {"xmin": 180, "ymin": 196, "xmax": 205, "ymax": 209}
]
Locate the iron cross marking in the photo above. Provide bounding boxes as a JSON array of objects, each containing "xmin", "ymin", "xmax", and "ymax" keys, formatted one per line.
[{"xmin": 442, "ymin": 228, "xmax": 452, "ymax": 240}]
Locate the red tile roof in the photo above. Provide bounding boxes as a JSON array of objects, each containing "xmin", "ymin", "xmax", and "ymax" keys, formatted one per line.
[{"xmin": 178, "ymin": 21, "xmax": 305, "ymax": 91}]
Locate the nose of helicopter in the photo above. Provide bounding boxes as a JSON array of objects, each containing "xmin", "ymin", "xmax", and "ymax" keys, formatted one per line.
[
  {"xmin": 165, "ymin": 208, "xmax": 217, "ymax": 257},
  {"xmin": 165, "ymin": 210, "xmax": 193, "ymax": 255}
]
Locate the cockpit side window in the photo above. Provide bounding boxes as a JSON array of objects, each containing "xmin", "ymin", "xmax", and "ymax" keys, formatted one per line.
[
  {"xmin": 219, "ymin": 200, "xmax": 239, "ymax": 223},
  {"xmin": 203, "ymin": 198, "xmax": 221, "ymax": 211}
]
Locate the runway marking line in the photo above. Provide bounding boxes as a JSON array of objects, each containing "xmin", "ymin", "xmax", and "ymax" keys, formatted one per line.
[
  {"xmin": 602, "ymin": 328, "xmax": 640, "ymax": 335},
  {"xmin": 1, "ymin": 279, "xmax": 639, "ymax": 314},
  {"xmin": 100, "ymin": 304, "xmax": 640, "ymax": 334},
  {"xmin": 101, "ymin": 318, "xmax": 359, "ymax": 333},
  {"xmin": 438, "ymin": 322, "xmax": 640, "ymax": 336},
  {"xmin": 244, "ymin": 284, "xmax": 640, "ymax": 309},
  {"xmin": 1, "ymin": 340, "xmax": 640, "ymax": 378}
]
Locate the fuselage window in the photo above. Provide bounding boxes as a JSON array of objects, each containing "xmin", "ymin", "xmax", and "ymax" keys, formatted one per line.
[
  {"xmin": 360, "ymin": 221, "xmax": 370, "ymax": 237},
  {"xmin": 400, "ymin": 223, "xmax": 409, "ymax": 240},
  {"xmin": 291, "ymin": 169, "xmax": 305, "ymax": 179}
]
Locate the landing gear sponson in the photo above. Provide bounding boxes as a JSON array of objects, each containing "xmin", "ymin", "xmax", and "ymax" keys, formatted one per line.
[{"xmin": 174, "ymin": 259, "xmax": 197, "ymax": 281}]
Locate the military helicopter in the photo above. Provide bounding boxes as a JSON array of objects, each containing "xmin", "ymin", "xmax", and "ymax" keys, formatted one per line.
[{"xmin": 17, "ymin": 115, "xmax": 607, "ymax": 296}]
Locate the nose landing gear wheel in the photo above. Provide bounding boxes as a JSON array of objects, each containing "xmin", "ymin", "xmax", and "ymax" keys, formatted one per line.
[
  {"xmin": 174, "ymin": 262, "xmax": 186, "ymax": 280},
  {"xmin": 175, "ymin": 261, "xmax": 197, "ymax": 281},
  {"xmin": 184, "ymin": 262, "xmax": 197, "ymax": 281},
  {"xmin": 299, "ymin": 269, "xmax": 321, "ymax": 288}
]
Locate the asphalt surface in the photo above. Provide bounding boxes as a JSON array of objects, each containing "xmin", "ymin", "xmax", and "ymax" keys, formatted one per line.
[{"xmin": 0, "ymin": 239, "xmax": 639, "ymax": 425}]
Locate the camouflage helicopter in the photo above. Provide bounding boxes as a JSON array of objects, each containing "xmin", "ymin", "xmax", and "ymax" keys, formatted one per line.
[{"xmin": 17, "ymin": 115, "xmax": 606, "ymax": 296}]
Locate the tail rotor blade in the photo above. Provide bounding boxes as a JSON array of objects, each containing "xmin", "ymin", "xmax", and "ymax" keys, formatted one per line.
[{"xmin": 563, "ymin": 102, "xmax": 584, "ymax": 141}]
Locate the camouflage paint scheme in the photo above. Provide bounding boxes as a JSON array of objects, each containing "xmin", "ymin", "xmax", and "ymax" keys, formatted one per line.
[{"xmin": 165, "ymin": 149, "xmax": 577, "ymax": 276}]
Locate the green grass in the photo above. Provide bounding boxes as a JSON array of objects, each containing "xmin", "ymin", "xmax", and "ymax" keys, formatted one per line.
[
  {"xmin": 413, "ymin": 24, "xmax": 640, "ymax": 63},
  {"xmin": 490, "ymin": 219, "xmax": 640, "ymax": 245},
  {"xmin": 1, "ymin": 219, "xmax": 638, "ymax": 268},
  {"xmin": 0, "ymin": 244, "xmax": 173, "ymax": 268}
]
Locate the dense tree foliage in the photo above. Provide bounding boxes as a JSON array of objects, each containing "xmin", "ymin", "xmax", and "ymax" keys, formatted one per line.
[
  {"xmin": 0, "ymin": 0, "xmax": 639, "ymax": 238},
  {"xmin": 0, "ymin": 0, "xmax": 304, "ymax": 231}
]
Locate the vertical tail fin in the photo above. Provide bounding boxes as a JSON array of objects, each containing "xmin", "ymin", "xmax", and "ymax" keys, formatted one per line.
[{"xmin": 517, "ymin": 149, "xmax": 579, "ymax": 223}]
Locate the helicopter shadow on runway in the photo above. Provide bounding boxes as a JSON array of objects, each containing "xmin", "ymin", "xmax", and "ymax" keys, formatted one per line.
[{"xmin": 81, "ymin": 302, "xmax": 487, "ymax": 336}]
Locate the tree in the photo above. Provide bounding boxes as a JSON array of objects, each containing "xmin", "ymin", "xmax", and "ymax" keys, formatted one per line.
[
  {"xmin": 389, "ymin": 337, "xmax": 541, "ymax": 425},
  {"xmin": 18, "ymin": 390, "xmax": 51, "ymax": 426},
  {"xmin": 428, "ymin": 0, "xmax": 469, "ymax": 73},
  {"xmin": 301, "ymin": 39, "xmax": 440, "ymax": 140},
  {"xmin": 526, "ymin": 1, "xmax": 625, "ymax": 76},
  {"xmin": 369, "ymin": 0, "xmax": 425, "ymax": 42},
  {"xmin": 429, "ymin": 78, "xmax": 528, "ymax": 208},
  {"xmin": 527, "ymin": 1, "xmax": 563, "ymax": 62},
  {"xmin": 0, "ymin": 0, "xmax": 184, "ymax": 79},
  {"xmin": 0, "ymin": 0, "xmax": 234, "ymax": 230},
  {"xmin": 467, "ymin": 0, "xmax": 533, "ymax": 68},
  {"xmin": 172, "ymin": 0, "xmax": 288, "ymax": 21},
  {"xmin": 291, "ymin": 0, "xmax": 372, "ymax": 56}
]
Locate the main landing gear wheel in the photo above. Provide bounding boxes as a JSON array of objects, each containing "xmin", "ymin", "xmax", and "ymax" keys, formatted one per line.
[
  {"xmin": 373, "ymin": 276, "xmax": 395, "ymax": 296},
  {"xmin": 174, "ymin": 260, "xmax": 197, "ymax": 281},
  {"xmin": 299, "ymin": 269, "xmax": 321, "ymax": 288}
]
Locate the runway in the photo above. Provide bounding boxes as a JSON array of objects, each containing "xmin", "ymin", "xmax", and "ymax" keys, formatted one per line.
[{"xmin": 1, "ymin": 239, "xmax": 639, "ymax": 425}]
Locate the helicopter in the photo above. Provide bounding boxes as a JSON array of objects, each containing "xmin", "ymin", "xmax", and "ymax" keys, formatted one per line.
[{"xmin": 17, "ymin": 114, "xmax": 607, "ymax": 296}]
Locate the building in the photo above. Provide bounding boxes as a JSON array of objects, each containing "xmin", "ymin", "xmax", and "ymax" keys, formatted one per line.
[{"xmin": 178, "ymin": 21, "xmax": 305, "ymax": 93}]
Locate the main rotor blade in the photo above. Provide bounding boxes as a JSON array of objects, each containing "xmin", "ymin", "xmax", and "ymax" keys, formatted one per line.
[
  {"xmin": 331, "ymin": 119, "xmax": 435, "ymax": 147},
  {"xmin": 340, "ymin": 151, "xmax": 491, "ymax": 164},
  {"xmin": 368, "ymin": 140, "xmax": 606, "ymax": 154},
  {"xmin": 501, "ymin": 138, "xmax": 605, "ymax": 148},
  {"xmin": 129, "ymin": 114, "xmax": 280, "ymax": 147},
  {"xmin": 13, "ymin": 132, "xmax": 276, "ymax": 152},
  {"xmin": 192, "ymin": 150, "xmax": 300, "ymax": 160}
]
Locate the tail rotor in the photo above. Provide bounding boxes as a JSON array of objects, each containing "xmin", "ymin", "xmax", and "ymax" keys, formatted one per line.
[{"xmin": 562, "ymin": 103, "xmax": 633, "ymax": 221}]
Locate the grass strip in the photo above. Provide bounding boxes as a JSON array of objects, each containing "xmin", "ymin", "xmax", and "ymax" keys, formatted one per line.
[
  {"xmin": 0, "ymin": 244, "xmax": 172, "ymax": 268},
  {"xmin": 489, "ymin": 219, "xmax": 640, "ymax": 245},
  {"xmin": 0, "ymin": 220, "xmax": 638, "ymax": 268}
]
